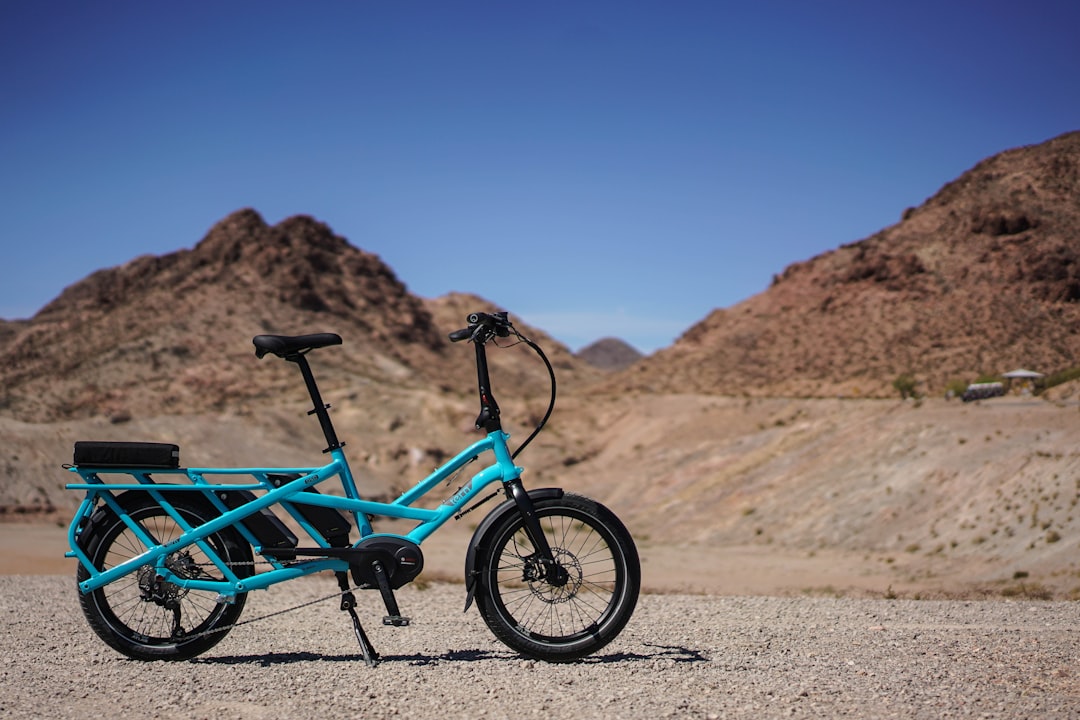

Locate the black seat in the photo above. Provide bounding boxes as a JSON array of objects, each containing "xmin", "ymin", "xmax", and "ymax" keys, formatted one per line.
[{"xmin": 253, "ymin": 333, "xmax": 342, "ymax": 359}]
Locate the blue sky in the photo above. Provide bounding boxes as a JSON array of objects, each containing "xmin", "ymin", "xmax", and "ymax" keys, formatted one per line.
[{"xmin": 2, "ymin": 1, "xmax": 1078, "ymax": 353}]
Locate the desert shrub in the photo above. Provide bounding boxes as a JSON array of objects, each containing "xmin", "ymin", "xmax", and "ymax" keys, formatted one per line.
[
  {"xmin": 1001, "ymin": 582, "xmax": 1053, "ymax": 600},
  {"xmin": 892, "ymin": 373, "xmax": 918, "ymax": 399}
]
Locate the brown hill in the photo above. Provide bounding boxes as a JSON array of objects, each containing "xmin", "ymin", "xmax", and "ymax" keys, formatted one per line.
[
  {"xmin": 0, "ymin": 319, "xmax": 28, "ymax": 348},
  {"xmin": 0, "ymin": 209, "xmax": 453, "ymax": 423},
  {"xmin": 615, "ymin": 130, "xmax": 1080, "ymax": 398},
  {"xmin": 577, "ymin": 337, "xmax": 643, "ymax": 371}
]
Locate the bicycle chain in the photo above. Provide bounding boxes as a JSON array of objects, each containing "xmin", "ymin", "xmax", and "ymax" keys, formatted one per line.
[
  {"xmin": 170, "ymin": 560, "xmax": 361, "ymax": 642},
  {"xmin": 184, "ymin": 584, "xmax": 355, "ymax": 641}
]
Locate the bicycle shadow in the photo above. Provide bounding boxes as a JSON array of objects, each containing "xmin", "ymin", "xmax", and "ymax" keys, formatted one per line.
[
  {"xmin": 579, "ymin": 643, "xmax": 707, "ymax": 664},
  {"xmin": 193, "ymin": 643, "xmax": 705, "ymax": 667},
  {"xmin": 191, "ymin": 648, "xmax": 502, "ymax": 666}
]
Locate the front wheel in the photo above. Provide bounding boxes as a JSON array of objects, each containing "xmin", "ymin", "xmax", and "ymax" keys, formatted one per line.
[
  {"xmin": 75, "ymin": 493, "xmax": 253, "ymax": 661},
  {"xmin": 474, "ymin": 493, "xmax": 640, "ymax": 662}
]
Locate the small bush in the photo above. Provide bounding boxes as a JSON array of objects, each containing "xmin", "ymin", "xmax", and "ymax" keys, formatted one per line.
[
  {"xmin": 1001, "ymin": 582, "xmax": 1053, "ymax": 600},
  {"xmin": 893, "ymin": 373, "xmax": 918, "ymax": 400}
]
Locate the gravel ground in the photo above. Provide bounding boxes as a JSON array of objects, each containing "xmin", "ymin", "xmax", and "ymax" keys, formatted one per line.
[{"xmin": 2, "ymin": 575, "xmax": 1078, "ymax": 719}]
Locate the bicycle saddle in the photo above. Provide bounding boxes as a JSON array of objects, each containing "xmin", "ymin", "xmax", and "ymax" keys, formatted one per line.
[{"xmin": 253, "ymin": 333, "xmax": 342, "ymax": 359}]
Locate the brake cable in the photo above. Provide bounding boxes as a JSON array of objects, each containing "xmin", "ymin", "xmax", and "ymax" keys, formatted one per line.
[{"xmin": 506, "ymin": 327, "xmax": 557, "ymax": 461}]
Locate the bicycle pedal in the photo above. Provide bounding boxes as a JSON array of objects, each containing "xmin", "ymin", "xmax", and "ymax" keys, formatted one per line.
[{"xmin": 383, "ymin": 615, "xmax": 410, "ymax": 627}]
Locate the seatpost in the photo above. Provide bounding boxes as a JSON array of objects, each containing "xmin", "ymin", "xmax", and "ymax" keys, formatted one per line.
[{"xmin": 288, "ymin": 353, "xmax": 343, "ymax": 453}]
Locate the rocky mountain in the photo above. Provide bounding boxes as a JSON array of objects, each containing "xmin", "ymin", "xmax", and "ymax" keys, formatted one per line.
[
  {"xmin": 0, "ymin": 319, "xmax": 28, "ymax": 348},
  {"xmin": 614, "ymin": 130, "xmax": 1080, "ymax": 398},
  {"xmin": 0, "ymin": 210, "xmax": 586, "ymax": 425},
  {"xmin": 576, "ymin": 337, "xmax": 643, "ymax": 371}
]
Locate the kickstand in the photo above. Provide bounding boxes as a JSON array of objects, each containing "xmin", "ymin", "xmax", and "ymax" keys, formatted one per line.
[{"xmin": 337, "ymin": 571, "xmax": 379, "ymax": 666}]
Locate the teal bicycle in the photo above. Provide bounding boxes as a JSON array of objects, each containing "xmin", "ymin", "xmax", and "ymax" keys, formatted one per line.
[{"xmin": 64, "ymin": 311, "xmax": 640, "ymax": 665}]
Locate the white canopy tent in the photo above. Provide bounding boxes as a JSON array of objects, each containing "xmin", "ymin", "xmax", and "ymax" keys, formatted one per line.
[
  {"xmin": 1002, "ymin": 369, "xmax": 1044, "ymax": 379},
  {"xmin": 1001, "ymin": 368, "xmax": 1043, "ymax": 394}
]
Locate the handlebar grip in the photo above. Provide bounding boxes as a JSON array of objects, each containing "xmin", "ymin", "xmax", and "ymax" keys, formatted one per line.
[{"xmin": 448, "ymin": 327, "xmax": 473, "ymax": 342}]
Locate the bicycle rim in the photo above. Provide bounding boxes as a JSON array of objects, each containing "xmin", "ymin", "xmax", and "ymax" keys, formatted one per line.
[
  {"xmin": 485, "ymin": 502, "xmax": 632, "ymax": 647},
  {"xmin": 78, "ymin": 499, "xmax": 249, "ymax": 657}
]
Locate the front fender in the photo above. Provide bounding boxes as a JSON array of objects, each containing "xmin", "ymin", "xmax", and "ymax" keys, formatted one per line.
[{"xmin": 462, "ymin": 487, "xmax": 564, "ymax": 611}]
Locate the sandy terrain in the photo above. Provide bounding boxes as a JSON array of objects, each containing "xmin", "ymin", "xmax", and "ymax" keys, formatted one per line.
[
  {"xmin": 6, "ymin": 394, "xmax": 1080, "ymax": 600},
  {"xmin": 0, "ymin": 517, "xmax": 977, "ymax": 598},
  {"xmin": 6, "ymin": 575, "xmax": 1080, "ymax": 719}
]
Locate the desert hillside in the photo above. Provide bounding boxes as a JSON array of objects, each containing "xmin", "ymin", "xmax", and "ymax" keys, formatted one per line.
[
  {"xmin": 0, "ymin": 210, "xmax": 595, "ymax": 423},
  {"xmin": 542, "ymin": 392, "xmax": 1080, "ymax": 596},
  {"xmin": 0, "ymin": 209, "xmax": 446, "ymax": 423},
  {"xmin": 615, "ymin": 130, "xmax": 1080, "ymax": 398}
]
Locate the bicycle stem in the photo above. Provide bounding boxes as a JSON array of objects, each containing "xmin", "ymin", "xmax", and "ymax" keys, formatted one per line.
[{"xmin": 472, "ymin": 340, "xmax": 502, "ymax": 434}]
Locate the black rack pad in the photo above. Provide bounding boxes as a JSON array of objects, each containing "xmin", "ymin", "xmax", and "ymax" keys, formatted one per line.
[{"xmin": 73, "ymin": 441, "xmax": 180, "ymax": 469}]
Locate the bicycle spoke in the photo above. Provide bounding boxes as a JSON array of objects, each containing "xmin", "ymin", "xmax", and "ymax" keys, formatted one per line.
[
  {"xmin": 487, "ymin": 505, "xmax": 629, "ymax": 640},
  {"xmin": 77, "ymin": 497, "xmax": 252, "ymax": 658}
]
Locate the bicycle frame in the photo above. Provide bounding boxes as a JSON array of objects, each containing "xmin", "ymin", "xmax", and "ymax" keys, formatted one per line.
[
  {"xmin": 64, "ymin": 317, "xmax": 638, "ymax": 666},
  {"xmin": 66, "ymin": 428, "xmax": 523, "ymax": 596}
]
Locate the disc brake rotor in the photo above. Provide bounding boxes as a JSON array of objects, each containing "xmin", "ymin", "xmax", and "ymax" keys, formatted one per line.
[{"xmin": 526, "ymin": 548, "xmax": 583, "ymax": 603}]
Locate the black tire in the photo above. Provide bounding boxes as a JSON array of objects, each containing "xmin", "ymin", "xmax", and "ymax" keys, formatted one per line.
[
  {"xmin": 75, "ymin": 493, "xmax": 253, "ymax": 661},
  {"xmin": 474, "ymin": 493, "xmax": 640, "ymax": 661}
]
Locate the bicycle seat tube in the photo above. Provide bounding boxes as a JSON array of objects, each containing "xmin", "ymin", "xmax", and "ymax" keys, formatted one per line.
[{"xmin": 289, "ymin": 351, "xmax": 342, "ymax": 454}]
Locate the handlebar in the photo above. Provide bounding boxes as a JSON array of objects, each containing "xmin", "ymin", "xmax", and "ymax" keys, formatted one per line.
[
  {"xmin": 449, "ymin": 311, "xmax": 512, "ymax": 343},
  {"xmin": 446, "ymin": 309, "xmax": 555, "ymax": 459}
]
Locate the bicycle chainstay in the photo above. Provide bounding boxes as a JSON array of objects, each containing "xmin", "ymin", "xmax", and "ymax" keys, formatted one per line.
[{"xmin": 152, "ymin": 559, "xmax": 362, "ymax": 642}]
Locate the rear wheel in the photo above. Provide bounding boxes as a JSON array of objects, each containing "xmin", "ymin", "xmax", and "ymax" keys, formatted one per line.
[
  {"xmin": 76, "ymin": 493, "xmax": 252, "ymax": 661},
  {"xmin": 474, "ymin": 493, "xmax": 640, "ymax": 661}
]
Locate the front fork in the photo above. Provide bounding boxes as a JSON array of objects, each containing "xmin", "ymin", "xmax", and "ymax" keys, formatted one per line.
[{"xmin": 505, "ymin": 478, "xmax": 569, "ymax": 587}]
